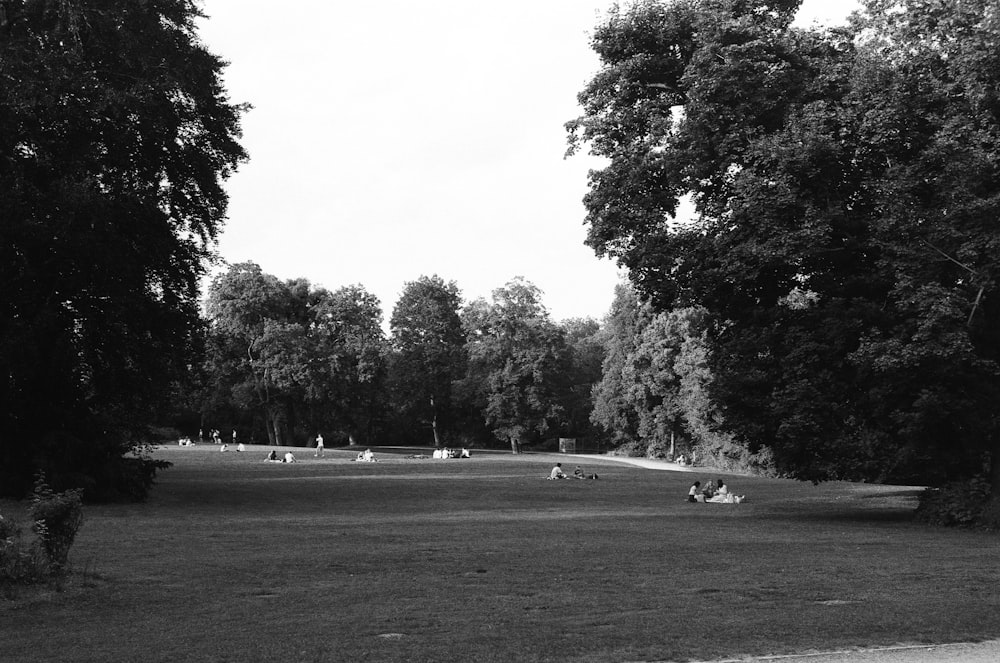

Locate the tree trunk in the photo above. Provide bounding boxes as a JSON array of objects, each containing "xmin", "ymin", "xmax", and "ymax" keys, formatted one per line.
[
  {"xmin": 264, "ymin": 409, "xmax": 277, "ymax": 446},
  {"xmin": 431, "ymin": 395, "xmax": 442, "ymax": 448},
  {"xmin": 510, "ymin": 437, "xmax": 520, "ymax": 454},
  {"xmin": 990, "ymin": 437, "xmax": 1000, "ymax": 500}
]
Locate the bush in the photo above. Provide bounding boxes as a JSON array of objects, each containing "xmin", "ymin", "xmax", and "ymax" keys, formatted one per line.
[
  {"xmin": 29, "ymin": 474, "xmax": 84, "ymax": 573},
  {"xmin": 0, "ymin": 514, "xmax": 49, "ymax": 595},
  {"xmin": 691, "ymin": 435, "xmax": 777, "ymax": 477},
  {"xmin": 915, "ymin": 476, "xmax": 992, "ymax": 528}
]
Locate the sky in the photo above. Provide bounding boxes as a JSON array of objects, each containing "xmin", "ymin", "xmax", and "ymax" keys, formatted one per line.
[{"xmin": 196, "ymin": 0, "xmax": 859, "ymax": 326}]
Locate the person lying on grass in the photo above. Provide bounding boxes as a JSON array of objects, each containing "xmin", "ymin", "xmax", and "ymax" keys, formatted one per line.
[{"xmin": 574, "ymin": 465, "xmax": 599, "ymax": 480}]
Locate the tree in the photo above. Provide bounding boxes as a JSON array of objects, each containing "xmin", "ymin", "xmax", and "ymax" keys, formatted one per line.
[
  {"xmin": 205, "ymin": 263, "xmax": 303, "ymax": 446},
  {"xmin": 388, "ymin": 275, "xmax": 465, "ymax": 447},
  {"xmin": 461, "ymin": 279, "xmax": 568, "ymax": 452},
  {"xmin": 557, "ymin": 317, "xmax": 606, "ymax": 441},
  {"xmin": 590, "ymin": 282, "xmax": 652, "ymax": 448},
  {"xmin": 205, "ymin": 263, "xmax": 386, "ymax": 446},
  {"xmin": 0, "ymin": 0, "xmax": 247, "ymax": 499},
  {"xmin": 307, "ymin": 284, "xmax": 386, "ymax": 445},
  {"xmin": 569, "ymin": 0, "xmax": 1000, "ymax": 490}
]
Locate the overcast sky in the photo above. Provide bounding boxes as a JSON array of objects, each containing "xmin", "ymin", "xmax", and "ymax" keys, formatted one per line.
[{"xmin": 196, "ymin": 0, "xmax": 859, "ymax": 325}]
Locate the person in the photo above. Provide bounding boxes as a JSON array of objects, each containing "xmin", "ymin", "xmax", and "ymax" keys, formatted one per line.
[
  {"xmin": 687, "ymin": 481, "xmax": 702, "ymax": 502},
  {"xmin": 265, "ymin": 449, "xmax": 278, "ymax": 462},
  {"xmin": 702, "ymin": 480, "xmax": 716, "ymax": 499},
  {"xmin": 706, "ymin": 480, "xmax": 746, "ymax": 503},
  {"xmin": 236, "ymin": 442, "xmax": 245, "ymax": 453},
  {"xmin": 362, "ymin": 448, "xmax": 376, "ymax": 462},
  {"xmin": 283, "ymin": 451, "xmax": 296, "ymax": 463},
  {"xmin": 574, "ymin": 465, "xmax": 585, "ymax": 479},
  {"xmin": 315, "ymin": 433, "xmax": 324, "ymax": 457},
  {"xmin": 550, "ymin": 463, "xmax": 568, "ymax": 479},
  {"xmin": 220, "ymin": 443, "xmax": 228, "ymax": 452}
]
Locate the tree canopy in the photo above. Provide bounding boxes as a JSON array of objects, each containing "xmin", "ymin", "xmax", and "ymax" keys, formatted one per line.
[
  {"xmin": 205, "ymin": 263, "xmax": 386, "ymax": 447},
  {"xmin": 0, "ymin": 0, "xmax": 246, "ymax": 499},
  {"xmin": 569, "ymin": 0, "xmax": 1000, "ymax": 488},
  {"xmin": 388, "ymin": 275, "xmax": 465, "ymax": 447}
]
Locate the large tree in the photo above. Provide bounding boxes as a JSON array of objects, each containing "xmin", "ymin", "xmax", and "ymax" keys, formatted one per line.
[
  {"xmin": 569, "ymin": 0, "xmax": 1000, "ymax": 489},
  {"xmin": 205, "ymin": 263, "xmax": 386, "ymax": 446},
  {"xmin": 0, "ymin": 0, "xmax": 246, "ymax": 499},
  {"xmin": 461, "ymin": 279, "xmax": 569, "ymax": 452},
  {"xmin": 388, "ymin": 275, "xmax": 465, "ymax": 447}
]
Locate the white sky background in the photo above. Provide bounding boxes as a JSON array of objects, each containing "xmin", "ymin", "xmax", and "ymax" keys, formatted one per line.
[{"xmin": 196, "ymin": 0, "xmax": 859, "ymax": 326}]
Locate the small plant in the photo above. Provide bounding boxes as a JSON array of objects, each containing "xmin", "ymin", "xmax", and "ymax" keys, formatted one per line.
[
  {"xmin": 0, "ymin": 513, "xmax": 47, "ymax": 597},
  {"xmin": 29, "ymin": 473, "xmax": 84, "ymax": 574}
]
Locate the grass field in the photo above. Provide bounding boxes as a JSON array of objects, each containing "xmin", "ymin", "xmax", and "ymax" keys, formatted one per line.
[{"xmin": 3, "ymin": 445, "xmax": 1000, "ymax": 663}]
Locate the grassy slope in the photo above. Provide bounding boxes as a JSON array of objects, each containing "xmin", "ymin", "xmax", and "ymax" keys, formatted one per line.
[{"xmin": 3, "ymin": 445, "xmax": 999, "ymax": 663}]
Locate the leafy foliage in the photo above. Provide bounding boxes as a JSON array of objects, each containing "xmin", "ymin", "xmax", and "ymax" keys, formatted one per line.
[
  {"xmin": 0, "ymin": 0, "xmax": 246, "ymax": 499},
  {"xmin": 461, "ymin": 279, "xmax": 570, "ymax": 450},
  {"xmin": 1, "ymin": 474, "xmax": 84, "ymax": 593},
  {"xmin": 569, "ymin": 0, "xmax": 1000, "ymax": 490},
  {"xmin": 915, "ymin": 477, "xmax": 994, "ymax": 528},
  {"xmin": 204, "ymin": 263, "xmax": 386, "ymax": 446},
  {"xmin": 388, "ymin": 276, "xmax": 466, "ymax": 447},
  {"xmin": 29, "ymin": 474, "xmax": 83, "ymax": 572}
]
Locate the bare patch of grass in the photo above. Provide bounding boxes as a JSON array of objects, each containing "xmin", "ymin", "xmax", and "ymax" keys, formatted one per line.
[{"xmin": 3, "ymin": 445, "xmax": 999, "ymax": 662}]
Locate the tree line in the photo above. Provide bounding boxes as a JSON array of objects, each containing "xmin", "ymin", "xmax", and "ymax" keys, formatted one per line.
[
  {"xmin": 566, "ymin": 0, "xmax": 1000, "ymax": 502},
  {"xmin": 185, "ymin": 262, "xmax": 781, "ymax": 474},
  {"xmin": 189, "ymin": 265, "xmax": 605, "ymax": 454}
]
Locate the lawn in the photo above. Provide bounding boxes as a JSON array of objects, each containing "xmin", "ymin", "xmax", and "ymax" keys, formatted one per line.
[{"xmin": 3, "ymin": 445, "xmax": 999, "ymax": 663}]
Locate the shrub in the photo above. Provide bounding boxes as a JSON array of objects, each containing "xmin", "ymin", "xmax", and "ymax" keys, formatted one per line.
[
  {"xmin": 691, "ymin": 435, "xmax": 777, "ymax": 477},
  {"xmin": 915, "ymin": 476, "xmax": 992, "ymax": 527},
  {"xmin": 0, "ymin": 514, "xmax": 48, "ymax": 594},
  {"xmin": 29, "ymin": 474, "xmax": 84, "ymax": 573}
]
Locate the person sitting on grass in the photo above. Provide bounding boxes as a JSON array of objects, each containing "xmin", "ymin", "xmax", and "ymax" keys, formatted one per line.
[
  {"xmin": 702, "ymin": 479, "xmax": 716, "ymax": 500},
  {"xmin": 574, "ymin": 465, "xmax": 599, "ymax": 480},
  {"xmin": 707, "ymin": 479, "xmax": 729, "ymax": 502},
  {"xmin": 550, "ymin": 463, "xmax": 568, "ymax": 479},
  {"xmin": 283, "ymin": 451, "xmax": 296, "ymax": 463},
  {"xmin": 688, "ymin": 481, "xmax": 702, "ymax": 502},
  {"xmin": 356, "ymin": 448, "xmax": 378, "ymax": 462},
  {"xmin": 265, "ymin": 449, "xmax": 278, "ymax": 462},
  {"xmin": 706, "ymin": 479, "xmax": 746, "ymax": 503}
]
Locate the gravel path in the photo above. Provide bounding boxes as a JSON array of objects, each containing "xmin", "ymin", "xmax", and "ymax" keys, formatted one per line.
[{"xmin": 685, "ymin": 639, "xmax": 1000, "ymax": 663}]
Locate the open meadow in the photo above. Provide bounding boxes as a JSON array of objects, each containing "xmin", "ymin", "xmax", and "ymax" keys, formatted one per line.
[{"xmin": 3, "ymin": 445, "xmax": 1000, "ymax": 663}]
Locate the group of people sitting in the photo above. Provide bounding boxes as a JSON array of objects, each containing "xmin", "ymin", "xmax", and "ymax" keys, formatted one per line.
[
  {"xmin": 264, "ymin": 449, "xmax": 296, "ymax": 463},
  {"xmin": 687, "ymin": 479, "xmax": 745, "ymax": 504},
  {"xmin": 432, "ymin": 447, "xmax": 470, "ymax": 459},
  {"xmin": 549, "ymin": 462, "xmax": 599, "ymax": 480},
  {"xmin": 355, "ymin": 448, "xmax": 378, "ymax": 462}
]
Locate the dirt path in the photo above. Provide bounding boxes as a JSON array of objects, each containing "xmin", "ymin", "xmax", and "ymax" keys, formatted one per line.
[{"xmin": 685, "ymin": 639, "xmax": 1000, "ymax": 663}]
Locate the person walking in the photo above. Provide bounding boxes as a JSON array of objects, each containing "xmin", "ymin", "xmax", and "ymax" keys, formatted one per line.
[{"xmin": 315, "ymin": 433, "xmax": 325, "ymax": 457}]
